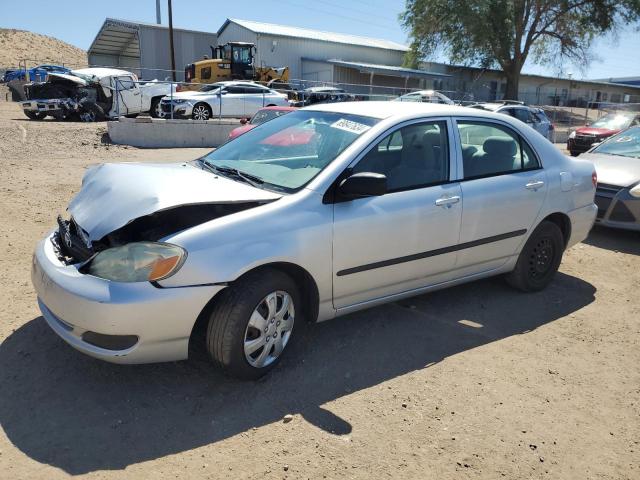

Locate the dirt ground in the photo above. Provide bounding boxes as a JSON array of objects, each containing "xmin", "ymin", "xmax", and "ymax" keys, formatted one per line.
[{"xmin": 0, "ymin": 100, "xmax": 638, "ymax": 480}]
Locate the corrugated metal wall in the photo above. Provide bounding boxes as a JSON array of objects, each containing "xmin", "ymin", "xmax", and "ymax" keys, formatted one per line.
[
  {"xmin": 139, "ymin": 27, "xmax": 217, "ymax": 81},
  {"xmin": 217, "ymin": 22, "xmax": 406, "ymax": 81},
  {"xmin": 333, "ymin": 66, "xmax": 424, "ymax": 96},
  {"xmin": 88, "ymin": 53, "xmax": 141, "ymax": 76}
]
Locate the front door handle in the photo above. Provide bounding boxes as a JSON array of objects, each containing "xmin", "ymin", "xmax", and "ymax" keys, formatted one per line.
[
  {"xmin": 435, "ymin": 195, "xmax": 460, "ymax": 207},
  {"xmin": 525, "ymin": 180, "xmax": 545, "ymax": 190}
]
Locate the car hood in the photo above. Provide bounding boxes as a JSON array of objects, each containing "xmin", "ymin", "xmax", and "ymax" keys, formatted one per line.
[
  {"xmin": 68, "ymin": 162, "xmax": 281, "ymax": 242},
  {"xmin": 47, "ymin": 72, "xmax": 88, "ymax": 86},
  {"xmin": 575, "ymin": 127, "xmax": 619, "ymax": 136},
  {"xmin": 581, "ymin": 152, "xmax": 640, "ymax": 187},
  {"xmin": 229, "ymin": 124, "xmax": 256, "ymax": 138}
]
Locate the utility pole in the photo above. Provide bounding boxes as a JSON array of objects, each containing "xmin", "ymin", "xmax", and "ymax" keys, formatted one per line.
[
  {"xmin": 156, "ymin": 0, "xmax": 161, "ymax": 24},
  {"xmin": 168, "ymin": 0, "xmax": 176, "ymax": 81}
]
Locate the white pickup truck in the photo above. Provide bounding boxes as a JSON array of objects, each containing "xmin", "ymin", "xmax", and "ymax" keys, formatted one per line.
[{"xmin": 21, "ymin": 68, "xmax": 174, "ymax": 121}]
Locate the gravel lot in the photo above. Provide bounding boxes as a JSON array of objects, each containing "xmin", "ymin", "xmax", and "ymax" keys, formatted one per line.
[{"xmin": 0, "ymin": 100, "xmax": 638, "ymax": 480}]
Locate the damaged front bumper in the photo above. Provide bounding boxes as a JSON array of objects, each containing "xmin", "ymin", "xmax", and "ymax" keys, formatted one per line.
[
  {"xmin": 160, "ymin": 99, "xmax": 194, "ymax": 118},
  {"xmin": 22, "ymin": 98, "xmax": 77, "ymax": 114},
  {"xmin": 32, "ymin": 231, "xmax": 224, "ymax": 364}
]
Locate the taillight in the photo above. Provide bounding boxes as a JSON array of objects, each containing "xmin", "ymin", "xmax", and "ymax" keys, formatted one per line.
[{"xmin": 592, "ymin": 171, "xmax": 597, "ymax": 188}]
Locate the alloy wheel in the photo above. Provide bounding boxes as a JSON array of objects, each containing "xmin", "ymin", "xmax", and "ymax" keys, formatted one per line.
[
  {"xmin": 192, "ymin": 105, "xmax": 211, "ymax": 120},
  {"xmin": 243, "ymin": 291, "xmax": 295, "ymax": 368}
]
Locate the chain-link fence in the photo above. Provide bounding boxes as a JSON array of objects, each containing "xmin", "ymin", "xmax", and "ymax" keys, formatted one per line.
[{"xmin": 9, "ymin": 57, "xmax": 640, "ymax": 144}]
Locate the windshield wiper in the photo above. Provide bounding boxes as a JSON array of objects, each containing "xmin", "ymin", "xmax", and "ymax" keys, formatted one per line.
[{"xmin": 199, "ymin": 161, "xmax": 265, "ymax": 188}]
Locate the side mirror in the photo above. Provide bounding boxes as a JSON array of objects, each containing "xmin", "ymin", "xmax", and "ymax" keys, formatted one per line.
[
  {"xmin": 240, "ymin": 118, "xmax": 248, "ymax": 125},
  {"xmin": 338, "ymin": 172, "xmax": 387, "ymax": 199}
]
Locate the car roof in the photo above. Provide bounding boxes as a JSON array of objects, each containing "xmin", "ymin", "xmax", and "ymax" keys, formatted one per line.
[
  {"xmin": 215, "ymin": 80, "xmax": 268, "ymax": 87},
  {"xmin": 305, "ymin": 101, "xmax": 514, "ymax": 120},
  {"xmin": 259, "ymin": 106, "xmax": 297, "ymax": 111},
  {"xmin": 305, "ymin": 86, "xmax": 344, "ymax": 92}
]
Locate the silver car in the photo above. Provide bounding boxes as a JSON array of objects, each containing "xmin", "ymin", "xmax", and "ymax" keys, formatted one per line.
[
  {"xmin": 32, "ymin": 102, "xmax": 597, "ymax": 379},
  {"xmin": 581, "ymin": 125, "xmax": 640, "ymax": 231},
  {"xmin": 469, "ymin": 101, "xmax": 555, "ymax": 142}
]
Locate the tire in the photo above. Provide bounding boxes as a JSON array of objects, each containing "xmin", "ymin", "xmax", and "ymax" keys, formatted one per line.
[
  {"xmin": 191, "ymin": 102, "xmax": 212, "ymax": 121},
  {"xmin": 570, "ymin": 150, "xmax": 579, "ymax": 157},
  {"xmin": 506, "ymin": 221, "xmax": 565, "ymax": 292},
  {"xmin": 206, "ymin": 268, "xmax": 302, "ymax": 380},
  {"xmin": 24, "ymin": 111, "xmax": 46, "ymax": 120},
  {"xmin": 78, "ymin": 100, "xmax": 105, "ymax": 122},
  {"xmin": 149, "ymin": 98, "xmax": 162, "ymax": 118},
  {"xmin": 52, "ymin": 109, "xmax": 71, "ymax": 121}
]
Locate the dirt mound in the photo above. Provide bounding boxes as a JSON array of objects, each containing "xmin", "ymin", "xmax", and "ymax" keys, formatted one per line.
[{"xmin": 0, "ymin": 29, "xmax": 87, "ymax": 69}]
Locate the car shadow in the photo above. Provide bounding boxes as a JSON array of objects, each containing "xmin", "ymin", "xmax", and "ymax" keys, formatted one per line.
[
  {"xmin": 0, "ymin": 272, "xmax": 595, "ymax": 474},
  {"xmin": 583, "ymin": 225, "xmax": 640, "ymax": 256}
]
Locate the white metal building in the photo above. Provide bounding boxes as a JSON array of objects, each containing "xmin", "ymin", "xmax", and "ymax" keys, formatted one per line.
[
  {"xmin": 216, "ymin": 18, "xmax": 447, "ymax": 93},
  {"xmin": 88, "ymin": 18, "xmax": 217, "ymax": 80}
]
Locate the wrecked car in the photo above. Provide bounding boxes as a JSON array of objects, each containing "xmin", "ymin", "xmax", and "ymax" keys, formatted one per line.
[
  {"xmin": 21, "ymin": 68, "xmax": 173, "ymax": 121},
  {"xmin": 32, "ymin": 102, "xmax": 597, "ymax": 380}
]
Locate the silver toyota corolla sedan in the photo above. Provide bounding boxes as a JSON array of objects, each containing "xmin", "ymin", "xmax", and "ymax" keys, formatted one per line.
[
  {"xmin": 580, "ymin": 126, "xmax": 640, "ymax": 231},
  {"xmin": 32, "ymin": 102, "xmax": 597, "ymax": 379}
]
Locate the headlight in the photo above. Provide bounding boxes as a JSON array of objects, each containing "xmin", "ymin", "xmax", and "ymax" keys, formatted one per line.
[
  {"xmin": 86, "ymin": 242, "xmax": 186, "ymax": 282},
  {"xmin": 630, "ymin": 183, "xmax": 640, "ymax": 198},
  {"xmin": 569, "ymin": 131, "xmax": 576, "ymax": 139},
  {"xmin": 172, "ymin": 99, "xmax": 189, "ymax": 104}
]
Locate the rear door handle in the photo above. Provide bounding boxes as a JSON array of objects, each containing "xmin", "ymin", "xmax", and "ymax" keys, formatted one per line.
[
  {"xmin": 435, "ymin": 195, "xmax": 460, "ymax": 207},
  {"xmin": 525, "ymin": 180, "xmax": 545, "ymax": 190}
]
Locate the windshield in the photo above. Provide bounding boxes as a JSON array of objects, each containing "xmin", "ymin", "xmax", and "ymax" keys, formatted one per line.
[
  {"xmin": 592, "ymin": 126, "xmax": 640, "ymax": 159},
  {"xmin": 590, "ymin": 113, "xmax": 635, "ymax": 130},
  {"xmin": 251, "ymin": 109, "xmax": 290, "ymax": 125},
  {"xmin": 203, "ymin": 110, "xmax": 379, "ymax": 192}
]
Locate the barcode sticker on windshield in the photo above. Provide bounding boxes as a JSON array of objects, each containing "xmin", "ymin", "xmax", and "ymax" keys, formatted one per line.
[{"xmin": 331, "ymin": 118, "xmax": 371, "ymax": 134}]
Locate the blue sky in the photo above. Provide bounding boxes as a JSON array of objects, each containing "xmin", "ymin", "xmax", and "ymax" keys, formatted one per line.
[{"xmin": 1, "ymin": 0, "xmax": 638, "ymax": 80}]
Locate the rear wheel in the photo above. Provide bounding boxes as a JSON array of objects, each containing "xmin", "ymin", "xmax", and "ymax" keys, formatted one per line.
[
  {"xmin": 506, "ymin": 220, "xmax": 564, "ymax": 292},
  {"xmin": 205, "ymin": 269, "xmax": 301, "ymax": 380},
  {"xmin": 192, "ymin": 102, "xmax": 212, "ymax": 121}
]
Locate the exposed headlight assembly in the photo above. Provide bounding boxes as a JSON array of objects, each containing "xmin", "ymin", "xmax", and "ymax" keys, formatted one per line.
[
  {"xmin": 630, "ymin": 183, "xmax": 640, "ymax": 198},
  {"xmin": 86, "ymin": 242, "xmax": 186, "ymax": 282}
]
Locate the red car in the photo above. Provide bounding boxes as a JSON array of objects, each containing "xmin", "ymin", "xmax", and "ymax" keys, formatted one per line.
[
  {"xmin": 228, "ymin": 106, "xmax": 297, "ymax": 140},
  {"xmin": 568, "ymin": 112, "xmax": 640, "ymax": 156}
]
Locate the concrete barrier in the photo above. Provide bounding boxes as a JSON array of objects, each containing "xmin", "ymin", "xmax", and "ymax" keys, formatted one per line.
[{"xmin": 108, "ymin": 117, "xmax": 240, "ymax": 148}]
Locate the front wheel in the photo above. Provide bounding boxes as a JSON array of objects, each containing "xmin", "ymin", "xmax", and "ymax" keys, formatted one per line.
[
  {"xmin": 206, "ymin": 269, "xmax": 301, "ymax": 380},
  {"xmin": 505, "ymin": 220, "xmax": 564, "ymax": 292},
  {"xmin": 149, "ymin": 98, "xmax": 162, "ymax": 118},
  {"xmin": 191, "ymin": 102, "xmax": 212, "ymax": 120},
  {"xmin": 24, "ymin": 111, "xmax": 46, "ymax": 120}
]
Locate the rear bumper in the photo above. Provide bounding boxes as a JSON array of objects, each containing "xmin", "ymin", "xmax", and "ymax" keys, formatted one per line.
[
  {"xmin": 32, "ymin": 232, "xmax": 224, "ymax": 364},
  {"xmin": 567, "ymin": 203, "xmax": 598, "ymax": 248}
]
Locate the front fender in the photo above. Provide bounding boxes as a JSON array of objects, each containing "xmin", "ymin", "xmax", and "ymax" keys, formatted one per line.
[{"xmin": 156, "ymin": 190, "xmax": 333, "ymax": 310}]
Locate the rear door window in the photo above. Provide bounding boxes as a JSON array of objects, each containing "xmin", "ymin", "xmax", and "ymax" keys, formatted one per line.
[{"xmin": 456, "ymin": 121, "xmax": 540, "ymax": 179}]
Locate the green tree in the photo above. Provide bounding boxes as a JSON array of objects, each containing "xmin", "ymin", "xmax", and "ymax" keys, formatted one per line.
[{"xmin": 401, "ymin": 0, "xmax": 640, "ymax": 100}]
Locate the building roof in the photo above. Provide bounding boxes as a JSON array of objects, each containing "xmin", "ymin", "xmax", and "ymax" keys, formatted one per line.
[
  {"xmin": 424, "ymin": 61, "xmax": 640, "ymax": 90},
  {"xmin": 88, "ymin": 18, "xmax": 215, "ymax": 58},
  {"xmin": 319, "ymin": 59, "xmax": 450, "ymax": 79},
  {"xmin": 219, "ymin": 18, "xmax": 409, "ymax": 52}
]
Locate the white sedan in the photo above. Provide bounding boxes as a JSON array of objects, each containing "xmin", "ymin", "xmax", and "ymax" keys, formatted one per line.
[
  {"xmin": 160, "ymin": 81, "xmax": 289, "ymax": 120},
  {"xmin": 32, "ymin": 102, "xmax": 597, "ymax": 379},
  {"xmin": 394, "ymin": 89, "xmax": 454, "ymax": 104}
]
